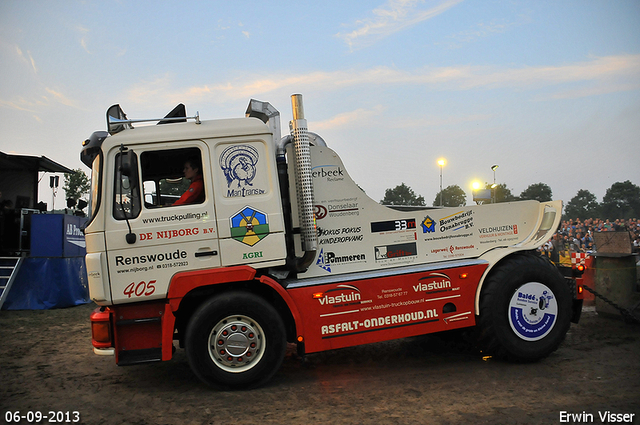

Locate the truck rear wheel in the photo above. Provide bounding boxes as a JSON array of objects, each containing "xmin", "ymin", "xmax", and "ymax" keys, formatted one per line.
[
  {"xmin": 185, "ymin": 291, "xmax": 286, "ymax": 389},
  {"xmin": 476, "ymin": 253, "xmax": 571, "ymax": 362}
]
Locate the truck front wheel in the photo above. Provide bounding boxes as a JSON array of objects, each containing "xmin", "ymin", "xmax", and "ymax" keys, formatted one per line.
[
  {"xmin": 476, "ymin": 254, "xmax": 571, "ymax": 362},
  {"xmin": 185, "ymin": 291, "xmax": 287, "ymax": 389}
]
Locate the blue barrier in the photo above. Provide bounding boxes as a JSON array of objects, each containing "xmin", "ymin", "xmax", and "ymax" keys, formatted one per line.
[{"xmin": 2, "ymin": 214, "xmax": 90, "ymax": 310}]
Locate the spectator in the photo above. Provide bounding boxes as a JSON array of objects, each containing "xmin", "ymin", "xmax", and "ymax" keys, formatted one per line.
[{"xmin": 544, "ymin": 216, "xmax": 639, "ymax": 255}]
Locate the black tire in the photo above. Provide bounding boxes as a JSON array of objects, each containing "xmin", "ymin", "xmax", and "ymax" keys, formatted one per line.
[
  {"xmin": 476, "ymin": 253, "xmax": 572, "ymax": 362},
  {"xmin": 185, "ymin": 291, "xmax": 286, "ymax": 389}
]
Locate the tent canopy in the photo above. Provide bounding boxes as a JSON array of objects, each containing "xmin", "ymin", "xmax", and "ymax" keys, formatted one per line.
[{"xmin": 0, "ymin": 151, "xmax": 76, "ymax": 174}]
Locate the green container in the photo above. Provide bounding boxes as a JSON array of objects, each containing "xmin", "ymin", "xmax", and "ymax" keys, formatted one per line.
[{"xmin": 594, "ymin": 255, "xmax": 640, "ymax": 318}]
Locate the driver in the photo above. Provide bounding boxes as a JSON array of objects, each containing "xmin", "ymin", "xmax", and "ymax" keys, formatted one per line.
[{"xmin": 173, "ymin": 158, "xmax": 204, "ymax": 205}]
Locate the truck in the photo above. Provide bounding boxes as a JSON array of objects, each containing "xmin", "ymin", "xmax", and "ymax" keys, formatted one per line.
[{"xmin": 82, "ymin": 94, "xmax": 583, "ymax": 389}]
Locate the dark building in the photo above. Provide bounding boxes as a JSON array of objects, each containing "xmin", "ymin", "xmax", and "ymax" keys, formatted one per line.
[{"xmin": 1, "ymin": 151, "xmax": 75, "ymax": 254}]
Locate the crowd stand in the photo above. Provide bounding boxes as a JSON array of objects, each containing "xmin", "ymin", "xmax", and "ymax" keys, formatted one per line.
[{"xmin": 540, "ymin": 218, "xmax": 640, "ymax": 263}]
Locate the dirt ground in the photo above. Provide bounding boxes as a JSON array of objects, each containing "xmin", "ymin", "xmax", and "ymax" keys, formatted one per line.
[{"xmin": 1, "ymin": 303, "xmax": 638, "ymax": 425}]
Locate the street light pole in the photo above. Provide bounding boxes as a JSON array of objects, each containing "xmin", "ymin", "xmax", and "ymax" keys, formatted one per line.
[
  {"xmin": 491, "ymin": 165, "xmax": 498, "ymax": 203},
  {"xmin": 438, "ymin": 159, "xmax": 446, "ymax": 206}
]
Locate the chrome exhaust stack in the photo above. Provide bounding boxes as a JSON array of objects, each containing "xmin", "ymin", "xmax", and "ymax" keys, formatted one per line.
[{"xmin": 289, "ymin": 94, "xmax": 318, "ymax": 271}]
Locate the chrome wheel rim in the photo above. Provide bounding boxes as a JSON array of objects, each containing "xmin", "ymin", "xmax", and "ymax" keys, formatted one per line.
[{"xmin": 208, "ymin": 315, "xmax": 265, "ymax": 373}]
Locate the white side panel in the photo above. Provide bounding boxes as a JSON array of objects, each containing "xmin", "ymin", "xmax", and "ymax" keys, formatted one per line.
[
  {"xmin": 296, "ymin": 146, "xmax": 550, "ymax": 279},
  {"xmin": 86, "ymin": 252, "xmax": 111, "ymax": 305},
  {"xmin": 210, "ymin": 136, "xmax": 287, "ymax": 267},
  {"xmin": 85, "ymin": 232, "xmax": 111, "ymax": 304},
  {"xmin": 107, "ymin": 240, "xmax": 220, "ymax": 304},
  {"xmin": 218, "ymin": 236, "xmax": 286, "ymax": 268}
]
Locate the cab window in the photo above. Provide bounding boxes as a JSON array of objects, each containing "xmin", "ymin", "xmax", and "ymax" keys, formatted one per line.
[{"xmin": 140, "ymin": 147, "xmax": 204, "ymax": 208}]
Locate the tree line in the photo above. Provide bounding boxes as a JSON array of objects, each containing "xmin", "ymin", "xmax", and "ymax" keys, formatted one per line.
[{"xmin": 380, "ymin": 180, "xmax": 640, "ymax": 220}]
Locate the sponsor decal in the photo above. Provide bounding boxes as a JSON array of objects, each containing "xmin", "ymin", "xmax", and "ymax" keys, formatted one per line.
[
  {"xmin": 423, "ymin": 211, "xmax": 475, "ymax": 242},
  {"xmin": 316, "ymin": 248, "xmax": 331, "ymax": 272},
  {"xmin": 317, "ymin": 226, "xmax": 363, "ymax": 245},
  {"xmin": 115, "ymin": 249, "xmax": 188, "ymax": 266},
  {"xmin": 374, "ymin": 242, "xmax": 417, "ymax": 261},
  {"xmin": 142, "ymin": 211, "xmax": 208, "ymax": 224},
  {"xmin": 421, "ymin": 216, "xmax": 436, "ymax": 233},
  {"xmin": 439, "ymin": 210, "xmax": 474, "ymax": 233},
  {"xmin": 316, "ymin": 248, "xmax": 367, "ymax": 273},
  {"xmin": 413, "ymin": 273, "xmax": 452, "ymax": 293},
  {"xmin": 508, "ymin": 282, "xmax": 557, "ymax": 341},
  {"xmin": 361, "ymin": 298, "xmax": 425, "ymax": 313},
  {"xmin": 138, "ymin": 227, "xmax": 206, "ymax": 241},
  {"xmin": 479, "ymin": 224, "xmax": 518, "ymax": 234},
  {"xmin": 378, "ymin": 287, "xmax": 409, "ymax": 300},
  {"xmin": 230, "ymin": 206, "xmax": 269, "ymax": 246},
  {"xmin": 478, "ymin": 224, "xmax": 519, "ymax": 244},
  {"xmin": 242, "ymin": 251, "xmax": 263, "ymax": 260},
  {"xmin": 316, "ymin": 284, "xmax": 362, "ymax": 306},
  {"xmin": 220, "ymin": 145, "xmax": 266, "ymax": 197},
  {"xmin": 66, "ymin": 222, "xmax": 86, "ymax": 248},
  {"xmin": 329, "ymin": 202, "xmax": 358, "ymax": 212},
  {"xmin": 321, "ymin": 309, "xmax": 439, "ymax": 336},
  {"xmin": 123, "ymin": 279, "xmax": 157, "ymax": 298},
  {"xmin": 370, "ymin": 219, "xmax": 416, "ymax": 233},
  {"xmin": 312, "ymin": 164, "xmax": 345, "ymax": 182},
  {"xmin": 314, "ymin": 205, "xmax": 328, "ymax": 219},
  {"xmin": 315, "ymin": 198, "xmax": 359, "ymax": 220},
  {"xmin": 430, "ymin": 244, "xmax": 476, "ymax": 259},
  {"xmin": 516, "ymin": 289, "xmax": 554, "ymax": 307}
]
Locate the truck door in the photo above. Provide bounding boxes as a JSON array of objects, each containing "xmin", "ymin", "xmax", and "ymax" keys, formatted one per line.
[
  {"xmin": 210, "ymin": 137, "xmax": 287, "ymax": 268},
  {"xmin": 104, "ymin": 141, "xmax": 220, "ymax": 304}
]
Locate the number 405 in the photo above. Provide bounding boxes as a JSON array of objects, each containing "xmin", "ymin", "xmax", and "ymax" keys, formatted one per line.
[{"xmin": 123, "ymin": 280, "xmax": 157, "ymax": 298}]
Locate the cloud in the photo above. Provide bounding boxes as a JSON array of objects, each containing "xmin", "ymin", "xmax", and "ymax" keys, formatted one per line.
[
  {"xmin": 76, "ymin": 25, "xmax": 91, "ymax": 54},
  {"xmin": 438, "ymin": 17, "xmax": 527, "ymax": 49},
  {"xmin": 0, "ymin": 88, "xmax": 82, "ymax": 115},
  {"xmin": 80, "ymin": 38, "xmax": 90, "ymax": 54},
  {"xmin": 0, "ymin": 88, "xmax": 80, "ymax": 111},
  {"xmin": 313, "ymin": 105, "xmax": 385, "ymax": 130},
  {"xmin": 392, "ymin": 113, "xmax": 494, "ymax": 128},
  {"xmin": 14, "ymin": 46, "xmax": 38, "ymax": 74},
  {"xmin": 0, "ymin": 98, "xmax": 37, "ymax": 112},
  {"xmin": 44, "ymin": 88, "xmax": 79, "ymax": 108},
  {"xmin": 126, "ymin": 75, "xmax": 174, "ymax": 104},
  {"xmin": 546, "ymin": 82, "xmax": 640, "ymax": 100},
  {"xmin": 452, "ymin": 54, "xmax": 640, "ymax": 91},
  {"xmin": 28, "ymin": 51, "xmax": 37, "ymax": 73},
  {"xmin": 337, "ymin": 0, "xmax": 464, "ymax": 50},
  {"xmin": 123, "ymin": 54, "xmax": 640, "ymax": 109}
]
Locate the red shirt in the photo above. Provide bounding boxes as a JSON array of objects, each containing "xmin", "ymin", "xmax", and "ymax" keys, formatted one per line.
[{"xmin": 173, "ymin": 175, "xmax": 204, "ymax": 206}]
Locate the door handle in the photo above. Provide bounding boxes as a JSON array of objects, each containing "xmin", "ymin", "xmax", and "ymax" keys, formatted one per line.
[{"xmin": 195, "ymin": 250, "xmax": 218, "ymax": 258}]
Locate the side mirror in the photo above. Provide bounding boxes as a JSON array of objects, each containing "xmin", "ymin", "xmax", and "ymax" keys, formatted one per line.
[
  {"xmin": 116, "ymin": 148, "xmax": 139, "ymax": 245},
  {"xmin": 119, "ymin": 150, "xmax": 138, "ymax": 181},
  {"xmin": 107, "ymin": 104, "xmax": 133, "ymax": 134}
]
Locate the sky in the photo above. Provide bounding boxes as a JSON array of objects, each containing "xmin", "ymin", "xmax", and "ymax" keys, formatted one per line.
[{"xmin": 1, "ymin": 0, "xmax": 639, "ymax": 211}]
